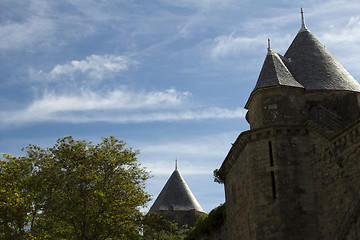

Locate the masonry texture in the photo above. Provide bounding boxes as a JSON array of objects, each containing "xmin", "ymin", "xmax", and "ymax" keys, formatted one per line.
[{"xmin": 218, "ymin": 10, "xmax": 360, "ymax": 240}]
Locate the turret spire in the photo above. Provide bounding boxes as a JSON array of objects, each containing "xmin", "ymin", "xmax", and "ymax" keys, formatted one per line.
[
  {"xmin": 267, "ymin": 38, "xmax": 271, "ymax": 54},
  {"xmin": 300, "ymin": 8, "xmax": 307, "ymax": 31}
]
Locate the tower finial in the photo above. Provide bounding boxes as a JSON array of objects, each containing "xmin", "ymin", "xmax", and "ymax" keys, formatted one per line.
[
  {"xmin": 175, "ymin": 159, "xmax": 178, "ymax": 170},
  {"xmin": 268, "ymin": 38, "xmax": 271, "ymax": 55},
  {"xmin": 300, "ymin": 8, "xmax": 307, "ymax": 31}
]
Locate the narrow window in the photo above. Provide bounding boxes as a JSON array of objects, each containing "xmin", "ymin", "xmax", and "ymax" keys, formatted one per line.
[
  {"xmin": 232, "ymin": 184, "xmax": 237, "ymax": 205},
  {"xmin": 268, "ymin": 141, "xmax": 276, "ymax": 199},
  {"xmin": 271, "ymin": 171, "xmax": 276, "ymax": 199},
  {"xmin": 268, "ymin": 141, "xmax": 274, "ymax": 166}
]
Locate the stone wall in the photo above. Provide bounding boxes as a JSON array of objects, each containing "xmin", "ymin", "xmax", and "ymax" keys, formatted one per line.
[
  {"xmin": 310, "ymin": 120, "xmax": 360, "ymax": 240},
  {"xmin": 219, "ymin": 87, "xmax": 360, "ymax": 239},
  {"xmin": 224, "ymin": 139, "xmax": 254, "ymax": 239},
  {"xmin": 221, "ymin": 121, "xmax": 360, "ymax": 240},
  {"xmin": 246, "ymin": 87, "xmax": 307, "ymax": 129},
  {"xmin": 222, "ymin": 125, "xmax": 319, "ymax": 240}
]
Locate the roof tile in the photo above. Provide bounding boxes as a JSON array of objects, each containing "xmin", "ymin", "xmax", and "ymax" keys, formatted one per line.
[
  {"xmin": 284, "ymin": 29, "xmax": 360, "ymax": 92},
  {"xmin": 149, "ymin": 170, "xmax": 205, "ymax": 213},
  {"xmin": 254, "ymin": 49, "xmax": 304, "ymax": 91}
]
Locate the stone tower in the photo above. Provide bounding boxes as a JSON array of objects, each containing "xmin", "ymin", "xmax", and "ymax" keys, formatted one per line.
[
  {"xmin": 148, "ymin": 164, "xmax": 206, "ymax": 227},
  {"xmin": 218, "ymin": 9, "xmax": 360, "ymax": 240}
]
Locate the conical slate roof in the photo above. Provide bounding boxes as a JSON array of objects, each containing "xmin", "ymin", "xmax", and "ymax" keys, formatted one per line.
[
  {"xmin": 149, "ymin": 169, "xmax": 205, "ymax": 213},
  {"xmin": 284, "ymin": 28, "xmax": 360, "ymax": 92},
  {"xmin": 249, "ymin": 9, "xmax": 360, "ymax": 98},
  {"xmin": 253, "ymin": 48, "xmax": 304, "ymax": 91}
]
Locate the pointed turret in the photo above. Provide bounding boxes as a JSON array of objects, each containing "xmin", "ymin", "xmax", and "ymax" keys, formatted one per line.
[
  {"xmin": 149, "ymin": 169, "xmax": 204, "ymax": 213},
  {"xmin": 245, "ymin": 39, "xmax": 304, "ymax": 112},
  {"xmin": 148, "ymin": 165, "xmax": 205, "ymax": 227},
  {"xmin": 252, "ymin": 46, "xmax": 303, "ymax": 93},
  {"xmin": 245, "ymin": 8, "xmax": 360, "ymax": 129},
  {"xmin": 284, "ymin": 9, "xmax": 360, "ymax": 92},
  {"xmin": 219, "ymin": 9, "xmax": 360, "ymax": 239}
]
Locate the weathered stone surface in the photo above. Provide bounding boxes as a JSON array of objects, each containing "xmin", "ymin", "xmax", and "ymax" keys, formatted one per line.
[{"xmin": 217, "ymin": 13, "xmax": 360, "ymax": 240}]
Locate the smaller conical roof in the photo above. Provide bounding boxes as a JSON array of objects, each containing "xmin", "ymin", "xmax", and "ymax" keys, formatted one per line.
[
  {"xmin": 253, "ymin": 49, "xmax": 304, "ymax": 91},
  {"xmin": 149, "ymin": 169, "xmax": 205, "ymax": 213}
]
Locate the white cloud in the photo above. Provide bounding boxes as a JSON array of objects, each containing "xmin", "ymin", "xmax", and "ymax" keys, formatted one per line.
[
  {"xmin": 0, "ymin": 106, "xmax": 245, "ymax": 125},
  {"xmin": 208, "ymin": 27, "xmax": 295, "ymax": 61},
  {"xmin": 210, "ymin": 32, "xmax": 267, "ymax": 59},
  {"xmin": 0, "ymin": 105, "xmax": 245, "ymax": 125},
  {"xmin": 140, "ymin": 132, "xmax": 236, "ymax": 158},
  {"xmin": 320, "ymin": 15, "xmax": 360, "ymax": 44},
  {"xmin": 137, "ymin": 131, "xmax": 239, "ymax": 175},
  {"xmin": 0, "ymin": 1, "xmax": 101, "ymax": 51},
  {"xmin": 0, "ymin": 87, "xmax": 246, "ymax": 125},
  {"xmin": 27, "ymin": 88, "xmax": 189, "ymax": 114},
  {"xmin": 0, "ymin": 16, "xmax": 55, "ymax": 50},
  {"xmin": 28, "ymin": 54, "xmax": 138, "ymax": 97},
  {"xmin": 165, "ymin": 0, "xmax": 242, "ymax": 12},
  {"xmin": 117, "ymin": 107, "xmax": 245, "ymax": 123},
  {"xmin": 48, "ymin": 55, "xmax": 135, "ymax": 80}
]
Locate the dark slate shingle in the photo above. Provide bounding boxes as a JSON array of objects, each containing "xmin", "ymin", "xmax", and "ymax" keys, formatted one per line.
[
  {"xmin": 254, "ymin": 49, "xmax": 304, "ymax": 91},
  {"xmin": 284, "ymin": 29, "xmax": 360, "ymax": 92},
  {"xmin": 149, "ymin": 169, "xmax": 205, "ymax": 213}
]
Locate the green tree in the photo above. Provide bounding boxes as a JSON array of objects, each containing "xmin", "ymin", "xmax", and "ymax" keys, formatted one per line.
[
  {"xmin": 213, "ymin": 169, "xmax": 224, "ymax": 184},
  {"xmin": 1, "ymin": 136, "xmax": 150, "ymax": 240},
  {"xmin": 185, "ymin": 204, "xmax": 226, "ymax": 240},
  {"xmin": 142, "ymin": 213, "xmax": 190, "ymax": 240},
  {"xmin": 0, "ymin": 155, "xmax": 36, "ymax": 239}
]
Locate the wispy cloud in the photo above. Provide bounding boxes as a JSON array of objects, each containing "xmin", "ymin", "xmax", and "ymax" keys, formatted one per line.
[
  {"xmin": 27, "ymin": 88, "xmax": 189, "ymax": 114},
  {"xmin": 24, "ymin": 54, "xmax": 138, "ymax": 103},
  {"xmin": 47, "ymin": 55, "xmax": 135, "ymax": 80},
  {"xmin": 0, "ymin": 104, "xmax": 245, "ymax": 125},
  {"xmin": 0, "ymin": 1, "xmax": 102, "ymax": 51},
  {"xmin": 2, "ymin": 55, "xmax": 246, "ymax": 126},
  {"xmin": 137, "ymin": 131, "xmax": 239, "ymax": 175},
  {"xmin": 140, "ymin": 132, "xmax": 236, "ymax": 159},
  {"xmin": 166, "ymin": 0, "xmax": 241, "ymax": 11},
  {"xmin": 0, "ymin": 15, "xmax": 55, "ymax": 50},
  {"xmin": 320, "ymin": 15, "xmax": 360, "ymax": 45},
  {"xmin": 210, "ymin": 32, "xmax": 265, "ymax": 59},
  {"xmin": 32, "ymin": 54, "xmax": 136, "ymax": 86}
]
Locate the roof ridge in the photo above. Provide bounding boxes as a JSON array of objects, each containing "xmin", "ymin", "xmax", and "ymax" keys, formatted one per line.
[
  {"xmin": 252, "ymin": 47, "xmax": 303, "ymax": 93},
  {"xmin": 273, "ymin": 52, "xmax": 302, "ymax": 87}
]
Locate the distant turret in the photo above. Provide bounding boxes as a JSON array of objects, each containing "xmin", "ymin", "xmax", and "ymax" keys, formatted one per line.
[{"xmin": 148, "ymin": 164, "xmax": 205, "ymax": 227}]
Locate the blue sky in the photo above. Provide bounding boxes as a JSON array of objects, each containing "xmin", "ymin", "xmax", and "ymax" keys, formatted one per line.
[{"xmin": 1, "ymin": 0, "xmax": 360, "ymax": 213}]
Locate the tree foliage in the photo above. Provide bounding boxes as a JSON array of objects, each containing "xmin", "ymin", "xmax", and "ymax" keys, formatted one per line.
[
  {"xmin": 213, "ymin": 169, "xmax": 224, "ymax": 184},
  {"xmin": 185, "ymin": 204, "xmax": 226, "ymax": 240},
  {"xmin": 0, "ymin": 154, "xmax": 36, "ymax": 239},
  {"xmin": 142, "ymin": 213, "xmax": 190, "ymax": 240},
  {"xmin": 0, "ymin": 136, "xmax": 151, "ymax": 239}
]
